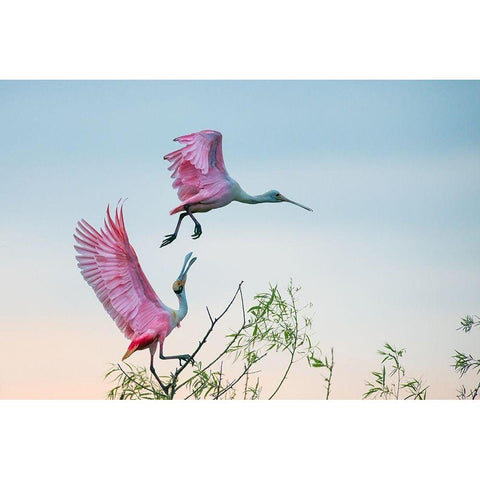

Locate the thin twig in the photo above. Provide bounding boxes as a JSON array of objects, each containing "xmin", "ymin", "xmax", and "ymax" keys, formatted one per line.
[
  {"xmin": 217, "ymin": 361, "xmax": 223, "ymax": 399},
  {"xmin": 470, "ymin": 382, "xmax": 480, "ymax": 400},
  {"xmin": 396, "ymin": 357, "xmax": 401, "ymax": 400},
  {"xmin": 325, "ymin": 348, "xmax": 334, "ymax": 400},
  {"xmin": 243, "ymin": 369, "xmax": 249, "ymax": 400}
]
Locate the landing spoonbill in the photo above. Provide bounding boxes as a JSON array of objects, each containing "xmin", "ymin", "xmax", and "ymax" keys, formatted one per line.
[
  {"xmin": 161, "ymin": 130, "xmax": 313, "ymax": 247},
  {"xmin": 74, "ymin": 203, "xmax": 196, "ymax": 394}
]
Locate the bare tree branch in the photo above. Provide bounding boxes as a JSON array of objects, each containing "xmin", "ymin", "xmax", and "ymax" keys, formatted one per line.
[{"xmin": 167, "ymin": 281, "xmax": 245, "ymax": 398}]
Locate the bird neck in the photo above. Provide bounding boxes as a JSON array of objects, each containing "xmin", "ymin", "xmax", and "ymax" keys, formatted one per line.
[
  {"xmin": 175, "ymin": 290, "xmax": 188, "ymax": 324},
  {"xmin": 236, "ymin": 187, "xmax": 272, "ymax": 205}
]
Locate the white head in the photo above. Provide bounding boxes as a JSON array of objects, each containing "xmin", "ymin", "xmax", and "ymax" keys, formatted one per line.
[
  {"xmin": 264, "ymin": 190, "xmax": 313, "ymax": 211},
  {"xmin": 172, "ymin": 252, "xmax": 197, "ymax": 295}
]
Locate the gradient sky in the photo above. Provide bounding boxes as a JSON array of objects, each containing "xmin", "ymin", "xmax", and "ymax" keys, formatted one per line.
[{"xmin": 0, "ymin": 80, "xmax": 479, "ymax": 399}]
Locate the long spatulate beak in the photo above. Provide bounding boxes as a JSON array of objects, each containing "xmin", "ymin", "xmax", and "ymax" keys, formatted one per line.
[
  {"xmin": 177, "ymin": 252, "xmax": 197, "ymax": 281},
  {"xmin": 278, "ymin": 194, "xmax": 313, "ymax": 212}
]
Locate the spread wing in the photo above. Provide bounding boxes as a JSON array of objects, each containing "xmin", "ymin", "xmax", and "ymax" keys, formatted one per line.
[
  {"xmin": 74, "ymin": 203, "xmax": 166, "ymax": 339},
  {"xmin": 164, "ymin": 130, "xmax": 230, "ymax": 202}
]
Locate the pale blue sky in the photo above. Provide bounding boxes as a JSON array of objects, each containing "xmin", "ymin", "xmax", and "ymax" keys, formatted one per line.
[{"xmin": 1, "ymin": 81, "xmax": 479, "ymax": 398}]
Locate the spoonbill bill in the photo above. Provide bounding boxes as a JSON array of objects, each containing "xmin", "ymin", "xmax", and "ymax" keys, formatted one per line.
[
  {"xmin": 161, "ymin": 130, "xmax": 313, "ymax": 247},
  {"xmin": 74, "ymin": 203, "xmax": 197, "ymax": 393}
]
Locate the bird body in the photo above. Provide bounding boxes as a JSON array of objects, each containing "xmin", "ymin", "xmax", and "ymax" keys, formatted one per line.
[
  {"xmin": 74, "ymin": 203, "xmax": 196, "ymax": 393},
  {"xmin": 169, "ymin": 175, "xmax": 240, "ymax": 215},
  {"xmin": 161, "ymin": 130, "xmax": 313, "ymax": 246}
]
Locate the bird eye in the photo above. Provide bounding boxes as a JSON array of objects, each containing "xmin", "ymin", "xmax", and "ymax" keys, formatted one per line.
[{"xmin": 173, "ymin": 282, "xmax": 183, "ymax": 294}]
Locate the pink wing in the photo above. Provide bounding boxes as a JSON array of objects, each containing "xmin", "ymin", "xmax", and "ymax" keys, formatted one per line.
[
  {"xmin": 74, "ymin": 203, "xmax": 166, "ymax": 339},
  {"xmin": 164, "ymin": 130, "xmax": 230, "ymax": 203}
]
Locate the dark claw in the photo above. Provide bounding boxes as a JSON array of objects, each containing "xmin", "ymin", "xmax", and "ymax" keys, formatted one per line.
[
  {"xmin": 178, "ymin": 355, "xmax": 194, "ymax": 366},
  {"xmin": 191, "ymin": 225, "xmax": 202, "ymax": 240},
  {"xmin": 160, "ymin": 234, "xmax": 177, "ymax": 248},
  {"xmin": 179, "ymin": 354, "xmax": 193, "ymax": 367}
]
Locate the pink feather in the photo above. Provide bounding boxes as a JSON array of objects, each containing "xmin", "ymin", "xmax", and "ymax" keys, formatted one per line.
[
  {"xmin": 74, "ymin": 203, "xmax": 171, "ymax": 343},
  {"xmin": 164, "ymin": 130, "xmax": 232, "ymax": 213}
]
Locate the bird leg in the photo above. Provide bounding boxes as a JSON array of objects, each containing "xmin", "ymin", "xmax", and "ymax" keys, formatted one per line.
[
  {"xmin": 160, "ymin": 212, "xmax": 188, "ymax": 248},
  {"xmin": 150, "ymin": 353, "xmax": 169, "ymax": 396},
  {"xmin": 184, "ymin": 205, "xmax": 202, "ymax": 240},
  {"xmin": 159, "ymin": 343, "xmax": 194, "ymax": 366}
]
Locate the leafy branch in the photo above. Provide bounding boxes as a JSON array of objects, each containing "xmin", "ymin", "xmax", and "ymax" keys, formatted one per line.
[
  {"xmin": 223, "ymin": 281, "xmax": 325, "ymax": 399},
  {"xmin": 453, "ymin": 314, "xmax": 480, "ymax": 400},
  {"xmin": 309, "ymin": 347, "xmax": 335, "ymax": 399},
  {"xmin": 105, "ymin": 363, "xmax": 166, "ymax": 400},
  {"xmin": 363, "ymin": 342, "xmax": 429, "ymax": 400},
  {"xmin": 105, "ymin": 280, "xmax": 330, "ymax": 400},
  {"xmin": 456, "ymin": 315, "xmax": 480, "ymax": 333}
]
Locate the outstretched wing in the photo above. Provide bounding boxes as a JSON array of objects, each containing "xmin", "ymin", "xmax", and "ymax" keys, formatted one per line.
[
  {"xmin": 164, "ymin": 130, "xmax": 230, "ymax": 202},
  {"xmin": 74, "ymin": 203, "xmax": 166, "ymax": 339}
]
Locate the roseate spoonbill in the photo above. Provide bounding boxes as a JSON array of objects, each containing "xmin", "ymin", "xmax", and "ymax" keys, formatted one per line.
[
  {"xmin": 161, "ymin": 130, "xmax": 313, "ymax": 247},
  {"xmin": 74, "ymin": 203, "xmax": 197, "ymax": 394}
]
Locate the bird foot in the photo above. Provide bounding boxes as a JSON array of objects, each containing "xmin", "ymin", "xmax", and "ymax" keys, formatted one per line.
[
  {"xmin": 178, "ymin": 354, "xmax": 194, "ymax": 366},
  {"xmin": 191, "ymin": 225, "xmax": 202, "ymax": 240},
  {"xmin": 160, "ymin": 233, "xmax": 177, "ymax": 248}
]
